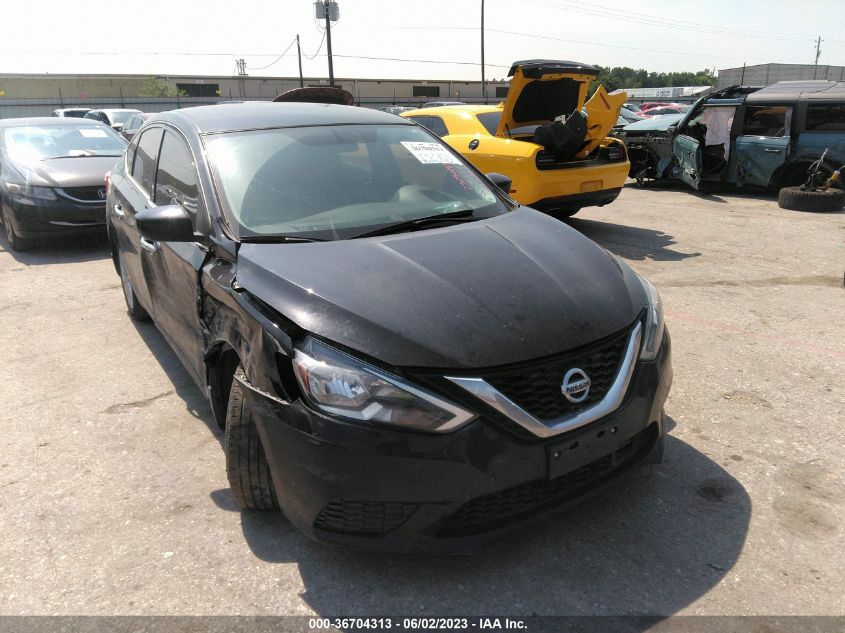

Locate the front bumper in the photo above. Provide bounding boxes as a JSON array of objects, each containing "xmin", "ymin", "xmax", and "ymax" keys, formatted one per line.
[
  {"xmin": 247, "ymin": 332, "xmax": 672, "ymax": 554},
  {"xmin": 4, "ymin": 194, "xmax": 106, "ymax": 238}
]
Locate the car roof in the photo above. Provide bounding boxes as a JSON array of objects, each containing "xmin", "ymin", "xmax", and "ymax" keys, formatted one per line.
[
  {"xmin": 90, "ymin": 108, "xmax": 141, "ymax": 114},
  {"xmin": 150, "ymin": 102, "xmax": 413, "ymax": 134},
  {"xmin": 0, "ymin": 116, "xmax": 110, "ymax": 128},
  {"xmin": 746, "ymin": 80, "xmax": 845, "ymax": 103}
]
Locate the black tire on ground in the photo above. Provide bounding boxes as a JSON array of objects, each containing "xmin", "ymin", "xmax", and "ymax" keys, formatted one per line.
[
  {"xmin": 777, "ymin": 186, "xmax": 845, "ymax": 213},
  {"xmin": 1, "ymin": 204, "xmax": 33, "ymax": 251},
  {"xmin": 225, "ymin": 367, "xmax": 280, "ymax": 511},
  {"xmin": 118, "ymin": 253, "xmax": 150, "ymax": 321}
]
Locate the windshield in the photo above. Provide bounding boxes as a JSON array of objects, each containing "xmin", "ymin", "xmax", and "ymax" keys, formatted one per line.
[
  {"xmin": 3, "ymin": 123, "xmax": 127, "ymax": 161},
  {"xmin": 475, "ymin": 111, "xmax": 540, "ymax": 137},
  {"xmin": 205, "ymin": 124, "xmax": 509, "ymax": 241},
  {"xmin": 108, "ymin": 111, "xmax": 138, "ymax": 125}
]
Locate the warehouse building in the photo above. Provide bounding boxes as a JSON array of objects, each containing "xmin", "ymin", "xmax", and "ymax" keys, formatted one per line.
[
  {"xmin": 0, "ymin": 73, "xmax": 510, "ymax": 118},
  {"xmin": 718, "ymin": 63, "xmax": 845, "ymax": 88}
]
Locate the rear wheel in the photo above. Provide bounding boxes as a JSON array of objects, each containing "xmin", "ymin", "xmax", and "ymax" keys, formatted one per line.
[
  {"xmin": 1, "ymin": 204, "xmax": 32, "ymax": 252},
  {"xmin": 225, "ymin": 367, "xmax": 280, "ymax": 511},
  {"xmin": 118, "ymin": 253, "xmax": 150, "ymax": 321},
  {"xmin": 777, "ymin": 186, "xmax": 845, "ymax": 213}
]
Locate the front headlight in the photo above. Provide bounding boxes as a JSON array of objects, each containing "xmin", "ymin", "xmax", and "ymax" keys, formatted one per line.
[
  {"xmin": 638, "ymin": 275, "xmax": 665, "ymax": 361},
  {"xmin": 6, "ymin": 183, "xmax": 57, "ymax": 201},
  {"xmin": 292, "ymin": 337, "xmax": 476, "ymax": 433}
]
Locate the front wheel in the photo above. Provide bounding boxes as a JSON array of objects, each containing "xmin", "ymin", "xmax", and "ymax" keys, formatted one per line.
[
  {"xmin": 224, "ymin": 367, "xmax": 280, "ymax": 511},
  {"xmin": 1, "ymin": 204, "xmax": 32, "ymax": 252}
]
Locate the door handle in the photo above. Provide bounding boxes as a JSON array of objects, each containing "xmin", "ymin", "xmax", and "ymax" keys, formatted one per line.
[
  {"xmin": 113, "ymin": 203, "xmax": 124, "ymax": 217},
  {"xmin": 763, "ymin": 148, "xmax": 782, "ymax": 154},
  {"xmin": 139, "ymin": 237, "xmax": 159, "ymax": 253}
]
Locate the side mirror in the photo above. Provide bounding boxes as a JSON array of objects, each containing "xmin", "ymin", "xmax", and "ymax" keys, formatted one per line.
[
  {"xmin": 486, "ymin": 172, "xmax": 512, "ymax": 194},
  {"xmin": 136, "ymin": 205, "xmax": 194, "ymax": 242},
  {"xmin": 667, "ymin": 125, "xmax": 678, "ymax": 134}
]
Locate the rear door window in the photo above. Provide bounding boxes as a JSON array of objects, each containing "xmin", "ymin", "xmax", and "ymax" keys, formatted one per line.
[
  {"xmin": 407, "ymin": 115, "xmax": 449, "ymax": 137},
  {"xmin": 131, "ymin": 126, "xmax": 164, "ymax": 198},
  {"xmin": 476, "ymin": 112, "xmax": 501, "ymax": 135},
  {"xmin": 805, "ymin": 104, "xmax": 845, "ymax": 131},
  {"xmin": 154, "ymin": 130, "xmax": 199, "ymax": 216},
  {"xmin": 743, "ymin": 106, "xmax": 791, "ymax": 137}
]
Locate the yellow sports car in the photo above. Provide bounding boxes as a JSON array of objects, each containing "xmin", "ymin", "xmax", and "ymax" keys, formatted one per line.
[{"xmin": 402, "ymin": 60, "xmax": 629, "ymax": 217}]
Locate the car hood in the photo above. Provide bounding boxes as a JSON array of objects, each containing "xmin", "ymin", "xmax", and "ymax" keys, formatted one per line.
[
  {"xmin": 9, "ymin": 156, "xmax": 120, "ymax": 188},
  {"xmin": 236, "ymin": 209, "xmax": 646, "ymax": 369},
  {"xmin": 622, "ymin": 113, "xmax": 683, "ymax": 133}
]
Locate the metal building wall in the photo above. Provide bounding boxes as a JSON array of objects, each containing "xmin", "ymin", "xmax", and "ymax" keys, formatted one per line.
[{"xmin": 718, "ymin": 63, "xmax": 845, "ymax": 88}]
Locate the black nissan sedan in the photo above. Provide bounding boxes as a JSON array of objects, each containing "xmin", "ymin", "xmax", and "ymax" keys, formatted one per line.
[
  {"xmin": 106, "ymin": 103, "xmax": 672, "ymax": 553},
  {"xmin": 0, "ymin": 117, "xmax": 127, "ymax": 250}
]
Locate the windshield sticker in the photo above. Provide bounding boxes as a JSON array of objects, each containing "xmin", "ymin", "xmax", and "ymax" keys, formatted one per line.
[
  {"xmin": 401, "ymin": 141, "xmax": 461, "ymax": 165},
  {"xmin": 80, "ymin": 128, "xmax": 108, "ymax": 138}
]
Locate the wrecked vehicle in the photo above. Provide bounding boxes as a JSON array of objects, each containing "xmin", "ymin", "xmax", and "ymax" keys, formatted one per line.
[
  {"xmin": 616, "ymin": 81, "xmax": 845, "ymax": 190},
  {"xmin": 402, "ymin": 60, "xmax": 629, "ymax": 218},
  {"xmin": 106, "ymin": 102, "xmax": 671, "ymax": 554}
]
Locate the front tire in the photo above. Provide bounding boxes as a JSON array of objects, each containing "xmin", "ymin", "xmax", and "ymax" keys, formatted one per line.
[
  {"xmin": 1, "ymin": 204, "xmax": 33, "ymax": 252},
  {"xmin": 224, "ymin": 367, "xmax": 280, "ymax": 511}
]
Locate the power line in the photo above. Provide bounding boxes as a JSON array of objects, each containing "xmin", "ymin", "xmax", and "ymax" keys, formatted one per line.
[
  {"xmin": 303, "ymin": 32, "xmax": 326, "ymax": 60},
  {"xmin": 519, "ymin": 0, "xmax": 816, "ymax": 40},
  {"xmin": 0, "ymin": 48, "xmax": 511, "ymax": 69},
  {"xmin": 486, "ymin": 28, "xmax": 770, "ymax": 63},
  {"xmin": 332, "ymin": 54, "xmax": 510, "ymax": 68},
  {"xmin": 246, "ymin": 37, "xmax": 297, "ymax": 70}
]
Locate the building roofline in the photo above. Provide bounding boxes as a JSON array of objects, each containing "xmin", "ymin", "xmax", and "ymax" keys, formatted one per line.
[{"xmin": 0, "ymin": 72, "xmax": 510, "ymax": 84}]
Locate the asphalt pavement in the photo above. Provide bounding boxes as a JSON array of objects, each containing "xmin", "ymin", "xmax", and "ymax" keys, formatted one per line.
[{"xmin": 0, "ymin": 182, "xmax": 842, "ymax": 616}]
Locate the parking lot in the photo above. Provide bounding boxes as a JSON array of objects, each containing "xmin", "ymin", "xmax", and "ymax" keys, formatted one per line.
[{"xmin": 1, "ymin": 182, "xmax": 842, "ymax": 616}]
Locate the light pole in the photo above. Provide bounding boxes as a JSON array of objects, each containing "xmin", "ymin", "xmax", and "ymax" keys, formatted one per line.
[
  {"xmin": 297, "ymin": 34, "xmax": 304, "ymax": 88},
  {"xmin": 481, "ymin": 0, "xmax": 486, "ymax": 103},
  {"xmin": 315, "ymin": 1, "xmax": 339, "ymax": 87}
]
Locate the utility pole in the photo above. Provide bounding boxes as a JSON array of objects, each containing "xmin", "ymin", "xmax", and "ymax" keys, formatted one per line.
[
  {"xmin": 315, "ymin": 1, "xmax": 339, "ymax": 87},
  {"xmin": 481, "ymin": 0, "xmax": 486, "ymax": 103},
  {"xmin": 814, "ymin": 36, "xmax": 823, "ymax": 79},
  {"xmin": 236, "ymin": 58, "xmax": 247, "ymax": 99},
  {"xmin": 296, "ymin": 34, "xmax": 304, "ymax": 88}
]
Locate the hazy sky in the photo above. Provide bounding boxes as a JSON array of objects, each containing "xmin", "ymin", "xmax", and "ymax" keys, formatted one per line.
[{"xmin": 1, "ymin": 0, "xmax": 843, "ymax": 80}]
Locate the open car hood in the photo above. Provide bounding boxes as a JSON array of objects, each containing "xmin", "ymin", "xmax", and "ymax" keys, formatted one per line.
[
  {"xmin": 622, "ymin": 113, "xmax": 684, "ymax": 133},
  {"xmin": 495, "ymin": 60, "xmax": 598, "ymax": 138}
]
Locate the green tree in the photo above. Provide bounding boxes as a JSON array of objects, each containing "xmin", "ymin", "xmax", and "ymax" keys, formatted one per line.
[
  {"xmin": 588, "ymin": 66, "xmax": 717, "ymax": 95},
  {"xmin": 137, "ymin": 77, "xmax": 187, "ymax": 98}
]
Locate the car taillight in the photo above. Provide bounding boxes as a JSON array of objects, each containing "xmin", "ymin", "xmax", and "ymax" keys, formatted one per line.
[
  {"xmin": 600, "ymin": 144, "xmax": 626, "ymax": 162},
  {"xmin": 105, "ymin": 172, "xmax": 111, "ymax": 195},
  {"xmin": 607, "ymin": 146, "xmax": 624, "ymax": 160}
]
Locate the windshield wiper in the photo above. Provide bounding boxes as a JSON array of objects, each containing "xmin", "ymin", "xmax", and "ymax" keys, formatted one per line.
[
  {"xmin": 351, "ymin": 209, "xmax": 480, "ymax": 239},
  {"xmin": 240, "ymin": 234, "xmax": 328, "ymax": 244},
  {"xmin": 41, "ymin": 154, "xmax": 123, "ymax": 160}
]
